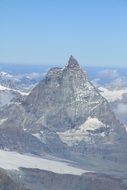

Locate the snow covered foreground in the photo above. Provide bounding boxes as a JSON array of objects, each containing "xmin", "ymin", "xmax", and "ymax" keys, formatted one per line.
[{"xmin": 0, "ymin": 150, "xmax": 89, "ymax": 175}]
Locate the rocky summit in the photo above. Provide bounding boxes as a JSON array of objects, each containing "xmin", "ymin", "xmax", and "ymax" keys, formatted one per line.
[
  {"xmin": 0, "ymin": 56, "xmax": 127, "ymax": 177},
  {"xmin": 23, "ymin": 56, "xmax": 120, "ymax": 131}
]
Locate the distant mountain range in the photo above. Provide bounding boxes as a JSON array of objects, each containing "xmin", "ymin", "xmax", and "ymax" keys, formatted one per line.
[{"xmin": 1, "ymin": 62, "xmax": 127, "ymax": 79}]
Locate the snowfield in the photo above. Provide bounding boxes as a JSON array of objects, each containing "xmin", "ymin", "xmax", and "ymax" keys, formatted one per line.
[{"xmin": 0, "ymin": 150, "xmax": 90, "ymax": 175}]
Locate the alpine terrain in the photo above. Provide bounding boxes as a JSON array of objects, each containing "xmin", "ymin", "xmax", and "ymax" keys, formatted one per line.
[{"xmin": 0, "ymin": 56, "xmax": 127, "ymax": 190}]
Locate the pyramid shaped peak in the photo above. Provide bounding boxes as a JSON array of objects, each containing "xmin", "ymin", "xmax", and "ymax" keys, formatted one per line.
[{"xmin": 66, "ymin": 55, "xmax": 80, "ymax": 69}]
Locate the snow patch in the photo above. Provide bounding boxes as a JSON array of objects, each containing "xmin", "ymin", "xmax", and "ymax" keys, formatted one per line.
[
  {"xmin": 0, "ymin": 118, "xmax": 7, "ymax": 125},
  {"xmin": 79, "ymin": 117, "xmax": 104, "ymax": 132},
  {"xmin": 0, "ymin": 150, "xmax": 90, "ymax": 175},
  {"xmin": 58, "ymin": 117, "xmax": 106, "ymax": 146}
]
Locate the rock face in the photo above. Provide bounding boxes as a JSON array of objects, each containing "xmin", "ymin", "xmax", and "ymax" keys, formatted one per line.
[
  {"xmin": 0, "ymin": 169, "xmax": 25, "ymax": 190},
  {"xmin": 0, "ymin": 56, "xmax": 127, "ymax": 189},
  {"xmin": 1, "ymin": 168, "xmax": 127, "ymax": 190},
  {"xmin": 0, "ymin": 56, "xmax": 127, "ymax": 163},
  {"xmin": 0, "ymin": 126, "xmax": 48, "ymax": 155},
  {"xmin": 24, "ymin": 56, "xmax": 120, "ymax": 131},
  {"xmin": 11, "ymin": 168, "xmax": 127, "ymax": 190}
]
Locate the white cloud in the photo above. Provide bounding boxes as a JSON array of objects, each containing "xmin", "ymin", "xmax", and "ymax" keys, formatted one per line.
[{"xmin": 113, "ymin": 103, "xmax": 127, "ymax": 124}]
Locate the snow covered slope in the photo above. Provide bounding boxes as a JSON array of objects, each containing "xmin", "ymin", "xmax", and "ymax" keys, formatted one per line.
[
  {"xmin": 0, "ymin": 150, "xmax": 89, "ymax": 175},
  {"xmin": 0, "ymin": 84, "xmax": 29, "ymax": 96},
  {"xmin": 0, "ymin": 84, "xmax": 29, "ymax": 107},
  {"xmin": 0, "ymin": 57, "xmax": 127, "ymax": 177}
]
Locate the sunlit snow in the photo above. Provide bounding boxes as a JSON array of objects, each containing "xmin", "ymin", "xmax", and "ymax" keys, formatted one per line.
[
  {"xmin": 58, "ymin": 117, "xmax": 106, "ymax": 146},
  {"xmin": 0, "ymin": 150, "xmax": 90, "ymax": 175}
]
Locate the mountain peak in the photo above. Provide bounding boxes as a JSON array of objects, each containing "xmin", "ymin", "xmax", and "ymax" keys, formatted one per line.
[{"xmin": 66, "ymin": 55, "xmax": 80, "ymax": 69}]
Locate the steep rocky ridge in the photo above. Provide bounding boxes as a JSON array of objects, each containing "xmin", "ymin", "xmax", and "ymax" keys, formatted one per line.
[
  {"xmin": 0, "ymin": 56, "xmax": 127, "ymax": 165},
  {"xmin": 23, "ymin": 56, "xmax": 120, "ymax": 132}
]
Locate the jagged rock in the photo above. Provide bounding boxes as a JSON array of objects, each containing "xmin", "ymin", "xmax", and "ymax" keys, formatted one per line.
[
  {"xmin": 0, "ymin": 126, "xmax": 48, "ymax": 155},
  {"xmin": 23, "ymin": 56, "xmax": 120, "ymax": 131},
  {"xmin": 0, "ymin": 169, "xmax": 25, "ymax": 190},
  {"xmin": 0, "ymin": 56, "xmax": 127, "ymax": 190},
  {"xmin": 0, "ymin": 56, "xmax": 127, "ymax": 163}
]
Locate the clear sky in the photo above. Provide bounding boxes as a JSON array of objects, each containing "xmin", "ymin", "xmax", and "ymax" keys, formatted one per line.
[{"xmin": 0, "ymin": 0, "xmax": 127, "ymax": 66}]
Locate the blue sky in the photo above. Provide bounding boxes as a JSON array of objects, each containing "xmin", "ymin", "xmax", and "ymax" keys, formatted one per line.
[{"xmin": 0, "ymin": 0, "xmax": 127, "ymax": 66}]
